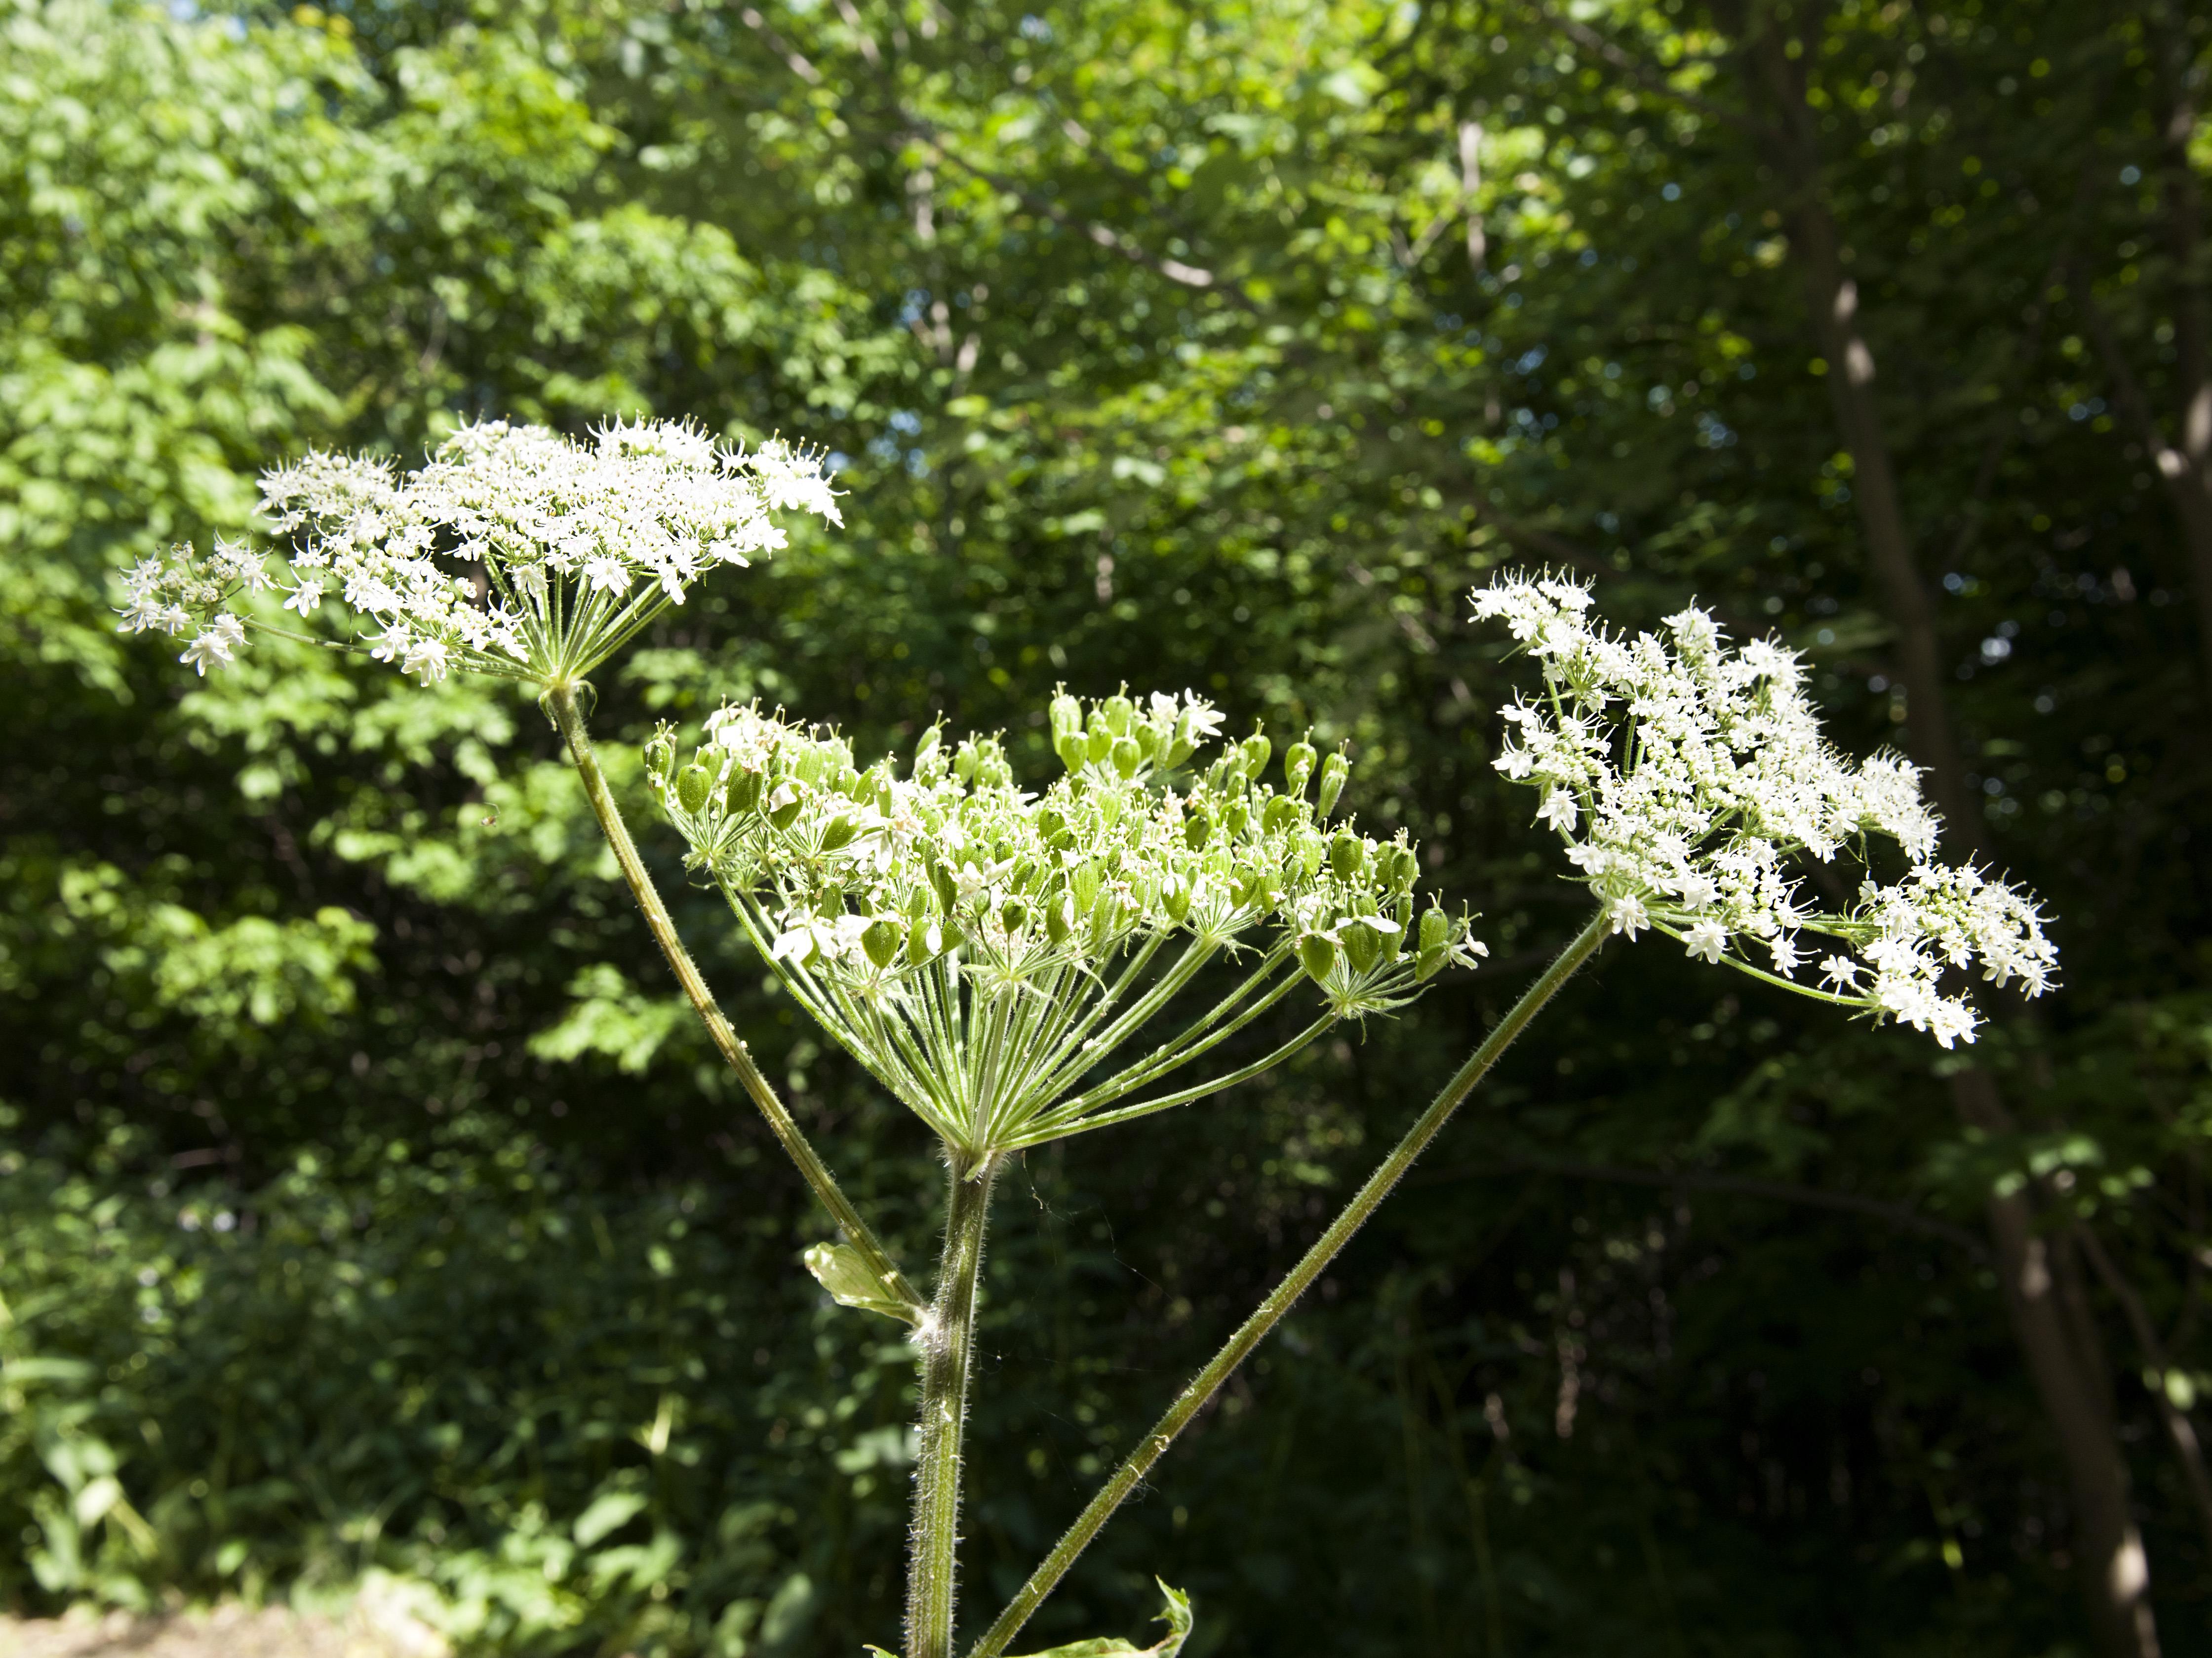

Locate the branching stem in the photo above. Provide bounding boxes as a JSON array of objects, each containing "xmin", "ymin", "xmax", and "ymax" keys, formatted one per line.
[
  {"xmin": 968, "ymin": 905, "xmax": 1612, "ymax": 1658},
  {"xmin": 542, "ymin": 679, "xmax": 919, "ymax": 1311}
]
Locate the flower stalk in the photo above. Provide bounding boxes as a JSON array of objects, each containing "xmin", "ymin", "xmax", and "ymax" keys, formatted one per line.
[
  {"xmin": 543, "ymin": 679, "xmax": 920, "ymax": 1313},
  {"xmin": 968, "ymin": 905, "xmax": 1614, "ymax": 1658},
  {"xmin": 908, "ymin": 1152, "xmax": 1001, "ymax": 1658}
]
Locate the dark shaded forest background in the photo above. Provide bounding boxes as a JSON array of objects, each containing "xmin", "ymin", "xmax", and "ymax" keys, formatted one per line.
[{"xmin": 3, "ymin": 0, "xmax": 2210, "ymax": 1653}]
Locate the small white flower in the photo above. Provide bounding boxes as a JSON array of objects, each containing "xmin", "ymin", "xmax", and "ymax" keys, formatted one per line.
[
  {"xmin": 402, "ymin": 638, "xmax": 451, "ymax": 683},
  {"xmin": 1536, "ymin": 789, "xmax": 1579, "ymax": 833},
  {"xmin": 284, "ymin": 577, "xmax": 326, "ymax": 615},
  {"xmin": 1768, "ymin": 933, "xmax": 1803, "ymax": 975},
  {"xmin": 1608, "ymin": 894, "xmax": 1649, "ymax": 938},
  {"xmin": 1819, "ymin": 956, "xmax": 1863, "ymax": 992},
  {"xmin": 179, "ymin": 623, "xmax": 238, "ymax": 674},
  {"xmin": 582, "ymin": 555, "xmax": 631, "ymax": 596},
  {"xmin": 1682, "ymin": 919, "xmax": 1728, "ymax": 963}
]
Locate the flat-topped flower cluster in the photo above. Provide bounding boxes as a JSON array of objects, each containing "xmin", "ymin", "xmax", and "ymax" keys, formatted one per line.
[
  {"xmin": 117, "ymin": 418, "xmax": 839, "ymax": 686},
  {"xmin": 1470, "ymin": 573, "xmax": 2055, "ymax": 1048},
  {"xmin": 652, "ymin": 689, "xmax": 1484, "ymax": 1153}
]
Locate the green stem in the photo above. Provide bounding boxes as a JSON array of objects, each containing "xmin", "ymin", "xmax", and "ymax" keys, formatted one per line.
[
  {"xmin": 542, "ymin": 680, "xmax": 919, "ymax": 1313},
  {"xmin": 908, "ymin": 1152, "xmax": 1000, "ymax": 1658},
  {"xmin": 968, "ymin": 906, "xmax": 1613, "ymax": 1658}
]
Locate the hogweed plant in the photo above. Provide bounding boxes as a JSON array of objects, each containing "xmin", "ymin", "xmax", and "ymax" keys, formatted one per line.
[{"xmin": 117, "ymin": 407, "xmax": 2058, "ymax": 1658}]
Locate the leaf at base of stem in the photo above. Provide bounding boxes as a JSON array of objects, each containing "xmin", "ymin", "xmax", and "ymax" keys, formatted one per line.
[{"xmin": 1010, "ymin": 1579, "xmax": 1192, "ymax": 1658}]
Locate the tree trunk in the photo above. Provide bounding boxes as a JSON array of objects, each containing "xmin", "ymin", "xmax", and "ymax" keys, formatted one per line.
[{"xmin": 1731, "ymin": 15, "xmax": 2162, "ymax": 1655}]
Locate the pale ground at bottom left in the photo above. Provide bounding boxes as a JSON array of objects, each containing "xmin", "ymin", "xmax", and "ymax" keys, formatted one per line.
[{"xmin": 0, "ymin": 1583, "xmax": 451, "ymax": 1658}]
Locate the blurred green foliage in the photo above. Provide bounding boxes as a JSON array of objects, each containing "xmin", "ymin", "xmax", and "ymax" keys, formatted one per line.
[{"xmin": 3, "ymin": 0, "xmax": 2210, "ymax": 1652}]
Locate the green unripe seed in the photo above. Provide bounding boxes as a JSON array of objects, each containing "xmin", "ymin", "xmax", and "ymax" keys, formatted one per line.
[
  {"xmin": 1284, "ymin": 740, "xmax": 1317, "ymax": 796},
  {"xmin": 1297, "ymin": 932, "xmax": 1338, "ymax": 984},
  {"xmin": 1419, "ymin": 907, "xmax": 1451, "ymax": 956},
  {"xmin": 1184, "ymin": 811, "xmax": 1211, "ymax": 851},
  {"xmin": 1054, "ymin": 731, "xmax": 1086, "ymax": 771},
  {"xmin": 1329, "ymin": 831, "xmax": 1364, "ymax": 883},
  {"xmin": 726, "ymin": 769, "xmax": 762, "ymax": 813},
  {"xmin": 1262, "ymin": 795, "xmax": 1300, "ymax": 833},
  {"xmin": 820, "ymin": 812, "xmax": 859, "ymax": 852},
  {"xmin": 1000, "ymin": 898, "xmax": 1028, "ymax": 934},
  {"xmin": 1415, "ymin": 948, "xmax": 1448, "ymax": 982},
  {"xmin": 1316, "ymin": 751, "xmax": 1349, "ymax": 817},
  {"xmin": 1103, "ymin": 694, "xmax": 1134, "ymax": 735},
  {"xmin": 674, "ymin": 764, "xmax": 712, "ymax": 815},
  {"xmin": 861, "ymin": 917, "xmax": 903, "ymax": 970},
  {"xmin": 1086, "ymin": 724, "xmax": 1114, "ymax": 763},
  {"xmin": 1110, "ymin": 735, "xmax": 1142, "ymax": 778},
  {"xmin": 1240, "ymin": 733, "xmax": 1271, "ymax": 779},
  {"xmin": 1342, "ymin": 920, "xmax": 1382, "ymax": 974},
  {"xmin": 1162, "ymin": 875, "xmax": 1192, "ymax": 925},
  {"xmin": 1384, "ymin": 845, "xmax": 1419, "ymax": 892}
]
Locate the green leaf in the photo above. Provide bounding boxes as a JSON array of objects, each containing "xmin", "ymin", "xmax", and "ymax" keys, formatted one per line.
[
  {"xmin": 572, "ymin": 1489, "xmax": 649, "ymax": 1547},
  {"xmin": 1013, "ymin": 1579, "xmax": 1192, "ymax": 1658},
  {"xmin": 802, "ymin": 1242, "xmax": 924, "ymax": 1327}
]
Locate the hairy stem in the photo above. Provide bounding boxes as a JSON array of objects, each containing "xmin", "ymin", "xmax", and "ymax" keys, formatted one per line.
[
  {"xmin": 970, "ymin": 907, "xmax": 1612, "ymax": 1658},
  {"xmin": 542, "ymin": 680, "xmax": 919, "ymax": 1311},
  {"xmin": 908, "ymin": 1153, "xmax": 1000, "ymax": 1658}
]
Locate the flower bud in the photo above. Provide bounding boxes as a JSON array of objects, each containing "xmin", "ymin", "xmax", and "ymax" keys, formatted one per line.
[
  {"xmin": 1110, "ymin": 735, "xmax": 1143, "ymax": 779},
  {"xmin": 1315, "ymin": 751, "xmax": 1349, "ymax": 817},
  {"xmin": 1328, "ymin": 831, "xmax": 1364, "ymax": 883},
  {"xmin": 861, "ymin": 917, "xmax": 903, "ymax": 969},
  {"xmin": 1284, "ymin": 740, "xmax": 1317, "ymax": 796},
  {"xmin": 1240, "ymin": 733, "xmax": 1271, "ymax": 779},
  {"xmin": 1297, "ymin": 931, "xmax": 1338, "ymax": 984},
  {"xmin": 1342, "ymin": 919, "xmax": 1383, "ymax": 974},
  {"xmin": 674, "ymin": 764, "xmax": 712, "ymax": 815}
]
